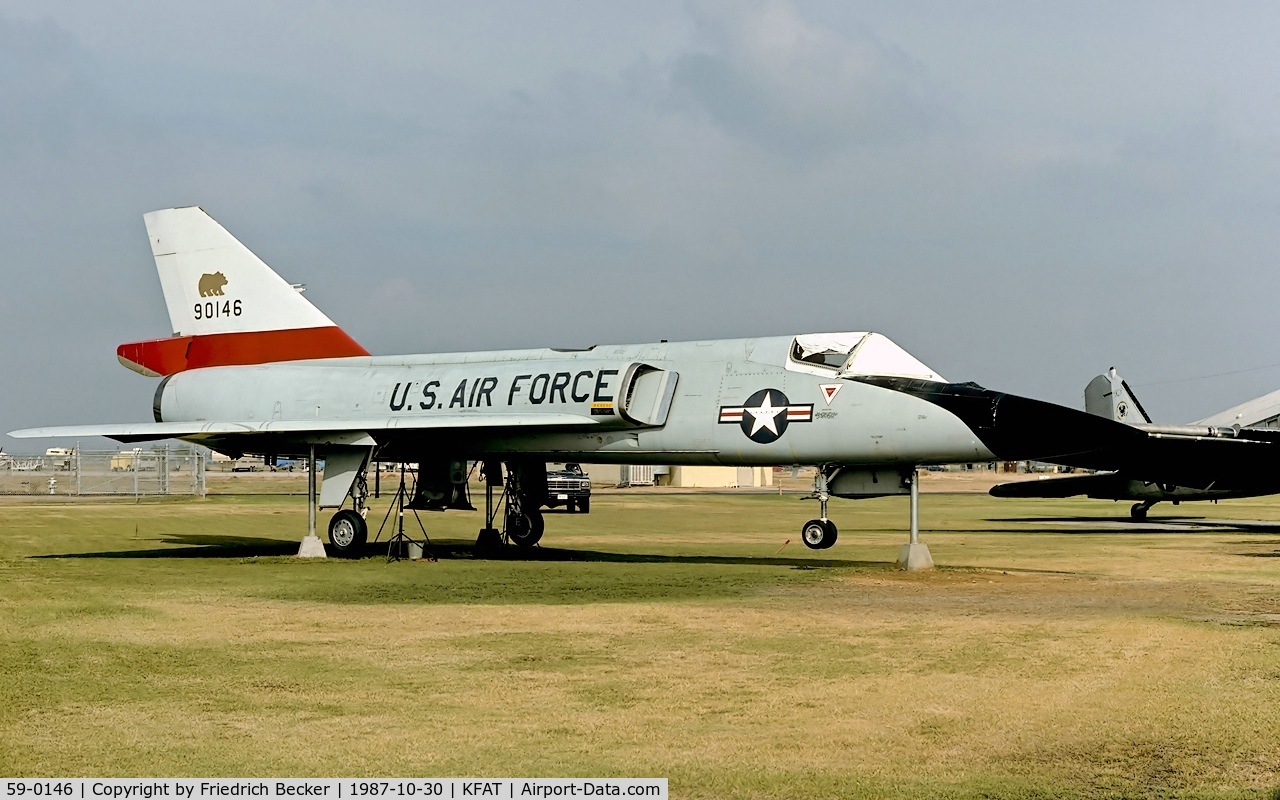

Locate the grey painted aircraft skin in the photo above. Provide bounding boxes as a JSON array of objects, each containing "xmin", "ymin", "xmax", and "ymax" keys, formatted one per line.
[
  {"xmin": 11, "ymin": 207, "xmax": 997, "ymax": 553},
  {"xmin": 147, "ymin": 339, "xmax": 995, "ymax": 467}
]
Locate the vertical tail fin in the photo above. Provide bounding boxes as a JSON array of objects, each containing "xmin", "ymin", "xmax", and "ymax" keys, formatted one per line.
[
  {"xmin": 117, "ymin": 207, "xmax": 367, "ymax": 376},
  {"xmin": 1084, "ymin": 367, "xmax": 1151, "ymax": 424}
]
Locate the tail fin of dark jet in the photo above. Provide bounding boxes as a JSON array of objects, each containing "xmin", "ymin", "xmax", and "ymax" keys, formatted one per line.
[{"xmin": 1084, "ymin": 367, "xmax": 1151, "ymax": 424}]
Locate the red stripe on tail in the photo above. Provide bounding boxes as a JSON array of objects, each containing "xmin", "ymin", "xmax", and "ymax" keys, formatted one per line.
[{"xmin": 118, "ymin": 326, "xmax": 369, "ymax": 377}]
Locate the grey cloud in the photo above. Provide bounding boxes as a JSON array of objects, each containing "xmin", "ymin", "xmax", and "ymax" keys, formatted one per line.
[
  {"xmin": 671, "ymin": 1, "xmax": 942, "ymax": 157},
  {"xmin": 0, "ymin": 10, "xmax": 429, "ymax": 162},
  {"xmin": 0, "ymin": 15, "xmax": 107, "ymax": 156},
  {"xmin": 108, "ymin": 67, "xmax": 432, "ymax": 155},
  {"xmin": 7, "ymin": 1, "xmax": 1280, "ymax": 452}
]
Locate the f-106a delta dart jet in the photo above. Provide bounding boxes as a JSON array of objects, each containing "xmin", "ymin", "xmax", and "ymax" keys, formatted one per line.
[
  {"xmin": 857, "ymin": 369, "xmax": 1280, "ymax": 522},
  {"xmin": 13, "ymin": 207, "xmax": 1006, "ymax": 562}
]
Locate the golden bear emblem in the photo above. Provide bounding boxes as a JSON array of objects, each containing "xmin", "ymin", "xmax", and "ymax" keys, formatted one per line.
[{"xmin": 198, "ymin": 272, "xmax": 228, "ymax": 297}]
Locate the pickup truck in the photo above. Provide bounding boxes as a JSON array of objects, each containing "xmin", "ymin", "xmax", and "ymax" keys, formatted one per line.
[{"xmin": 544, "ymin": 463, "xmax": 591, "ymax": 513}]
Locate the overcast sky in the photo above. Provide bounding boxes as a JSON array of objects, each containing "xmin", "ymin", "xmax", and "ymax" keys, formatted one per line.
[{"xmin": 4, "ymin": 1, "xmax": 1280, "ymax": 452}]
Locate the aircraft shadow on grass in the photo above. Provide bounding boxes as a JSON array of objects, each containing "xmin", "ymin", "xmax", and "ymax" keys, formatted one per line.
[
  {"xmin": 34, "ymin": 534, "xmax": 302, "ymax": 560},
  {"xmin": 34, "ymin": 535, "xmax": 882, "ymax": 570},
  {"xmin": 441, "ymin": 543, "xmax": 881, "ymax": 570},
  {"xmin": 987, "ymin": 516, "xmax": 1280, "ymax": 535},
  {"xmin": 1234, "ymin": 548, "xmax": 1280, "ymax": 558}
]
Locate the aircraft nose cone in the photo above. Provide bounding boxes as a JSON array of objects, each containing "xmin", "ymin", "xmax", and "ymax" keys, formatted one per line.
[{"xmin": 851, "ymin": 375, "xmax": 1145, "ymax": 465}]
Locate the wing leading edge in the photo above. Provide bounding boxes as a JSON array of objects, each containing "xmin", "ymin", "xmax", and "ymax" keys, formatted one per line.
[{"xmin": 9, "ymin": 413, "xmax": 599, "ymax": 444}]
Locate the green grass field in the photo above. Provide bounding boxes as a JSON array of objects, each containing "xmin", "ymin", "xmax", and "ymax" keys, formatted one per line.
[{"xmin": 1, "ymin": 490, "xmax": 1279, "ymax": 798}]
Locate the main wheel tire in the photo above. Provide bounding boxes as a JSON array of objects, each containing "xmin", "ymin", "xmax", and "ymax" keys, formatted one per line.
[
  {"xmin": 819, "ymin": 519, "xmax": 838, "ymax": 549},
  {"xmin": 578, "ymin": 496, "xmax": 590, "ymax": 514},
  {"xmin": 328, "ymin": 509, "xmax": 368, "ymax": 558},
  {"xmin": 1130, "ymin": 503, "xmax": 1149, "ymax": 521},
  {"xmin": 801, "ymin": 518, "xmax": 837, "ymax": 550},
  {"xmin": 506, "ymin": 508, "xmax": 545, "ymax": 547}
]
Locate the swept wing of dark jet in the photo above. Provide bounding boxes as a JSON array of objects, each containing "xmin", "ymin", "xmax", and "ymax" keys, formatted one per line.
[{"xmin": 853, "ymin": 373, "xmax": 1280, "ymax": 519}]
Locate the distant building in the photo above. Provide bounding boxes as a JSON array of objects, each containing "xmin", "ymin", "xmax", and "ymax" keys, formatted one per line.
[
  {"xmin": 660, "ymin": 466, "xmax": 773, "ymax": 488},
  {"xmin": 566, "ymin": 463, "xmax": 773, "ymax": 489}
]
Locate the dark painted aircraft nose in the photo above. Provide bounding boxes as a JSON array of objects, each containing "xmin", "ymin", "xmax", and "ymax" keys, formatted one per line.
[{"xmin": 851, "ymin": 375, "xmax": 1146, "ymax": 466}]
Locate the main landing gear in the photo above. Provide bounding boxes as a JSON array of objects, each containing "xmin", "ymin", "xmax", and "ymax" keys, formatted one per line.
[
  {"xmin": 1130, "ymin": 501, "xmax": 1156, "ymax": 521},
  {"xmin": 328, "ymin": 467, "xmax": 369, "ymax": 558},
  {"xmin": 801, "ymin": 469, "xmax": 837, "ymax": 550},
  {"xmin": 315, "ymin": 454, "xmax": 555, "ymax": 556},
  {"xmin": 502, "ymin": 463, "xmax": 545, "ymax": 547},
  {"xmin": 319, "ymin": 456, "xmax": 553, "ymax": 557},
  {"xmin": 477, "ymin": 460, "xmax": 546, "ymax": 549},
  {"xmin": 328, "ymin": 509, "xmax": 368, "ymax": 555}
]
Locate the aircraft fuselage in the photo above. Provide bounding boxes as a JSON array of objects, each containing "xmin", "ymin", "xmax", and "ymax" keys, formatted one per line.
[{"xmin": 157, "ymin": 335, "xmax": 996, "ymax": 466}]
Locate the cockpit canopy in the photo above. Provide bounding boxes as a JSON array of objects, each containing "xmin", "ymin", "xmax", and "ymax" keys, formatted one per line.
[{"xmin": 787, "ymin": 332, "xmax": 945, "ymax": 382}]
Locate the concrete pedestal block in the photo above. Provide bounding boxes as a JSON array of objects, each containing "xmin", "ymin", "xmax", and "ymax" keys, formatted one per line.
[
  {"xmin": 475, "ymin": 527, "xmax": 503, "ymax": 551},
  {"xmin": 896, "ymin": 542, "xmax": 933, "ymax": 571},
  {"xmin": 298, "ymin": 535, "xmax": 328, "ymax": 558}
]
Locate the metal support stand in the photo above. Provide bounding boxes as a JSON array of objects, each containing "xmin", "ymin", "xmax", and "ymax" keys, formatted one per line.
[
  {"xmin": 475, "ymin": 459, "xmax": 505, "ymax": 550},
  {"xmin": 896, "ymin": 468, "xmax": 933, "ymax": 571},
  {"xmin": 910, "ymin": 469, "xmax": 919, "ymax": 545},
  {"xmin": 298, "ymin": 444, "xmax": 328, "ymax": 558},
  {"xmin": 373, "ymin": 465, "xmax": 435, "ymax": 562}
]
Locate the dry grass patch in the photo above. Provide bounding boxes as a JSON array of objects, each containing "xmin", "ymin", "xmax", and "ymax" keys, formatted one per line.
[{"xmin": 2, "ymin": 493, "xmax": 1280, "ymax": 797}]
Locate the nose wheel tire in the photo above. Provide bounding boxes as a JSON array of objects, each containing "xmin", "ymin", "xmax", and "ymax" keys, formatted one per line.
[
  {"xmin": 801, "ymin": 519, "xmax": 837, "ymax": 550},
  {"xmin": 328, "ymin": 509, "xmax": 368, "ymax": 558}
]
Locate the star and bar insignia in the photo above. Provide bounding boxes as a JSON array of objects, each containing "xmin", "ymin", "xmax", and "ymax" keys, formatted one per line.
[{"xmin": 719, "ymin": 388, "xmax": 814, "ymax": 444}]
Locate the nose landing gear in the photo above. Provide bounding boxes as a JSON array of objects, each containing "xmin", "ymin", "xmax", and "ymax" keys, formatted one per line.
[
  {"xmin": 797, "ymin": 465, "xmax": 932, "ymax": 569},
  {"xmin": 801, "ymin": 468, "xmax": 837, "ymax": 550},
  {"xmin": 801, "ymin": 518, "xmax": 838, "ymax": 549}
]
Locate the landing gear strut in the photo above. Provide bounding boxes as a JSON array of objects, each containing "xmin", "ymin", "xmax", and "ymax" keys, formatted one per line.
[{"xmin": 801, "ymin": 468, "xmax": 838, "ymax": 549}]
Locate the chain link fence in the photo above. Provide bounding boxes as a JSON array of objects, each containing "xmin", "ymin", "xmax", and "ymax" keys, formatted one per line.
[{"xmin": 0, "ymin": 446, "xmax": 206, "ymax": 497}]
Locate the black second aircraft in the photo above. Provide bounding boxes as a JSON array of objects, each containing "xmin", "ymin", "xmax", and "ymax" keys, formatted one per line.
[{"xmin": 858, "ymin": 368, "xmax": 1280, "ymax": 520}]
